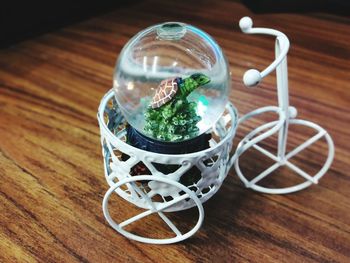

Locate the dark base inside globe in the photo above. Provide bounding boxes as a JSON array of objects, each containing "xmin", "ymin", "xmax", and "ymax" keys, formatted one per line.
[
  {"xmin": 126, "ymin": 125, "xmax": 211, "ymax": 154},
  {"xmin": 123, "ymin": 125, "xmax": 211, "ymax": 185}
]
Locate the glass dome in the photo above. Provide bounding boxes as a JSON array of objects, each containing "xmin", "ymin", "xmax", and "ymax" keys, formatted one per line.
[{"xmin": 113, "ymin": 22, "xmax": 230, "ymax": 142}]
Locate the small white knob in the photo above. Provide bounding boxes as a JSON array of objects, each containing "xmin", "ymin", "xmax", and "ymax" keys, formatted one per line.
[
  {"xmin": 289, "ymin": 107, "xmax": 298, "ymax": 118},
  {"xmin": 239, "ymin": 17, "xmax": 253, "ymax": 32},
  {"xmin": 243, "ymin": 69, "xmax": 261, "ymax": 87}
]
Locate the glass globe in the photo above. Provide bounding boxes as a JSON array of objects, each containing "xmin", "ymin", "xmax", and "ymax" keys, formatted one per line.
[{"xmin": 113, "ymin": 22, "xmax": 230, "ymax": 142}]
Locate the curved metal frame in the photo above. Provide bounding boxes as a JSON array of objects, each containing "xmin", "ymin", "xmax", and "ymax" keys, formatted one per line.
[
  {"xmin": 232, "ymin": 17, "xmax": 335, "ymax": 194},
  {"xmin": 97, "ymin": 16, "xmax": 335, "ymax": 244}
]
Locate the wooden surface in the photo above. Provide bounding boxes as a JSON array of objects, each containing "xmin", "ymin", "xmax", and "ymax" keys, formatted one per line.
[{"xmin": 1, "ymin": 0, "xmax": 349, "ymax": 262}]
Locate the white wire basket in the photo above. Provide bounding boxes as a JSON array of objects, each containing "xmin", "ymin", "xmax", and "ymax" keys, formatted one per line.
[
  {"xmin": 99, "ymin": 92, "xmax": 238, "ymax": 212},
  {"xmin": 97, "ymin": 17, "xmax": 335, "ymax": 244}
]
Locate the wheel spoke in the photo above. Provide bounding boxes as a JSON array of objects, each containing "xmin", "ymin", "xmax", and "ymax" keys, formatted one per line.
[
  {"xmin": 119, "ymin": 210, "xmax": 153, "ymax": 228},
  {"xmin": 285, "ymin": 161, "xmax": 317, "ymax": 184},
  {"xmin": 248, "ymin": 162, "xmax": 280, "ymax": 187},
  {"xmin": 286, "ymin": 131, "xmax": 326, "ymax": 160},
  {"xmin": 119, "ymin": 186, "xmax": 188, "ymax": 235},
  {"xmin": 252, "ymin": 144, "xmax": 279, "ymax": 162},
  {"xmin": 158, "ymin": 212, "xmax": 182, "ymax": 237}
]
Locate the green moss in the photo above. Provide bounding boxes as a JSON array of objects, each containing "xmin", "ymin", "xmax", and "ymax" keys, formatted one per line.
[{"xmin": 144, "ymin": 98, "xmax": 201, "ymax": 142}]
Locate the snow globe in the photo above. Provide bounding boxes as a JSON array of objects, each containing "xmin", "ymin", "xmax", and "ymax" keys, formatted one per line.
[
  {"xmin": 97, "ymin": 17, "xmax": 334, "ymax": 244},
  {"xmin": 113, "ymin": 22, "xmax": 230, "ymax": 153},
  {"xmin": 98, "ymin": 21, "xmax": 237, "ymax": 244}
]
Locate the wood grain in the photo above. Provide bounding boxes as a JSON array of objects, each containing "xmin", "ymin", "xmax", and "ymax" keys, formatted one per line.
[{"xmin": 0, "ymin": 0, "xmax": 349, "ymax": 262}]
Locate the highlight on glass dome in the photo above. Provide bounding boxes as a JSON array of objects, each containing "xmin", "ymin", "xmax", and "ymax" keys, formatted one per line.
[{"xmin": 113, "ymin": 22, "xmax": 230, "ymax": 154}]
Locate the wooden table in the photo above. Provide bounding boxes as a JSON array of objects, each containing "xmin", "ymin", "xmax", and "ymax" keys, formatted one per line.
[{"xmin": 1, "ymin": 0, "xmax": 349, "ymax": 262}]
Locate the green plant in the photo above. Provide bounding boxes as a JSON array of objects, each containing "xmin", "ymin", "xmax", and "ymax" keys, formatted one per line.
[{"xmin": 144, "ymin": 98, "xmax": 201, "ymax": 141}]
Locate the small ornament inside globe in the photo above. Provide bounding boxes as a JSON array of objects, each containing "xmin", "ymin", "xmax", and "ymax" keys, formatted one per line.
[{"xmin": 113, "ymin": 22, "xmax": 231, "ymax": 154}]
